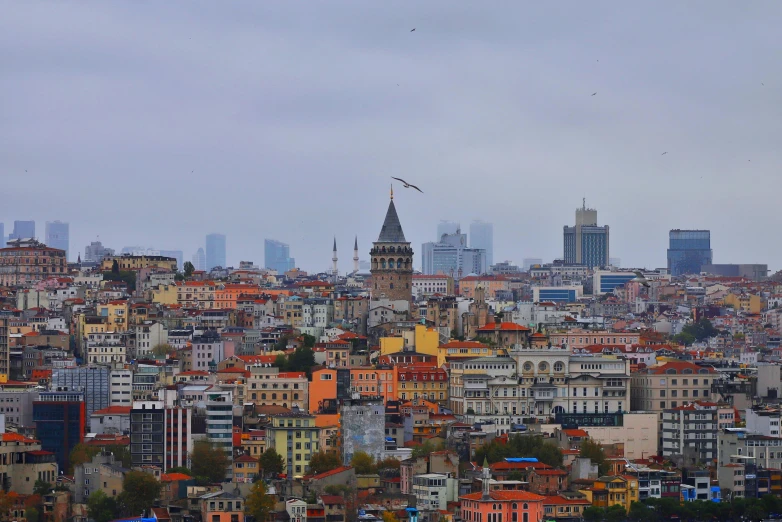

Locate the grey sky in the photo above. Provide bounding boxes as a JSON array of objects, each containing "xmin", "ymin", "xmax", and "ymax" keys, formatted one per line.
[{"xmin": 2, "ymin": 1, "xmax": 781, "ymax": 272}]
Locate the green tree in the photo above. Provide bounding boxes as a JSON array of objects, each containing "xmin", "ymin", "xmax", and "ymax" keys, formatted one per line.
[
  {"xmin": 582, "ymin": 506, "xmax": 604, "ymax": 522},
  {"xmin": 376, "ymin": 457, "xmax": 401, "ymax": 471},
  {"xmin": 117, "ymin": 471, "xmax": 161, "ymax": 517},
  {"xmin": 302, "ymin": 333, "xmax": 317, "ymax": 348},
  {"xmin": 26, "ymin": 507, "xmax": 40, "ymax": 522},
  {"xmin": 166, "ymin": 466, "xmax": 192, "ymax": 476},
  {"xmin": 579, "ymin": 438, "xmax": 609, "ymax": 476},
  {"xmin": 474, "ymin": 434, "xmax": 563, "ymax": 469},
  {"xmin": 33, "ymin": 480, "xmax": 51, "ymax": 497},
  {"xmin": 191, "ymin": 441, "xmax": 230, "ymax": 484},
  {"xmin": 245, "ymin": 481, "xmax": 275, "ymax": 522},
  {"xmin": 287, "ymin": 345, "xmax": 316, "ymax": 376},
  {"xmin": 87, "ymin": 491, "xmax": 119, "ymax": 522},
  {"xmin": 308, "ymin": 451, "xmax": 342, "ymax": 475},
  {"xmin": 350, "ymin": 451, "xmax": 376, "ymax": 474},
  {"xmin": 183, "ymin": 261, "xmax": 195, "ymax": 277},
  {"xmin": 105, "ymin": 444, "xmax": 132, "ymax": 468},
  {"xmin": 151, "ymin": 343, "xmax": 175, "ymax": 358},
  {"xmin": 411, "ymin": 440, "xmax": 444, "ymax": 458},
  {"xmin": 69, "ymin": 443, "xmax": 101, "ymax": 473},
  {"xmin": 672, "ymin": 331, "xmax": 696, "ymax": 346},
  {"xmin": 259, "ymin": 448, "xmax": 285, "ymax": 476},
  {"xmin": 111, "ymin": 260, "xmax": 119, "ymax": 273},
  {"xmin": 324, "ymin": 484, "xmax": 351, "ymax": 495}
]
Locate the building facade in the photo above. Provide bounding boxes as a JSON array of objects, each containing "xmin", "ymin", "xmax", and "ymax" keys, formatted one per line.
[
  {"xmin": 264, "ymin": 239, "xmax": 295, "ymax": 274},
  {"xmin": 667, "ymin": 229, "xmax": 712, "ymax": 277},
  {"xmin": 267, "ymin": 410, "xmax": 320, "ymax": 477},
  {"xmin": 470, "ymin": 220, "xmax": 493, "ymax": 268},
  {"xmin": 421, "ymin": 230, "xmax": 486, "ymax": 278},
  {"xmin": 45, "ymin": 221, "xmax": 69, "ymax": 260},
  {"xmin": 0, "ymin": 239, "xmax": 67, "ymax": 286},
  {"xmin": 206, "ymin": 233, "xmax": 227, "ymax": 270},
  {"xmin": 33, "ymin": 388, "xmax": 86, "ymax": 472},
  {"xmin": 563, "ymin": 202, "xmax": 609, "ymax": 268},
  {"xmin": 10, "ymin": 220, "xmax": 35, "ymax": 241}
]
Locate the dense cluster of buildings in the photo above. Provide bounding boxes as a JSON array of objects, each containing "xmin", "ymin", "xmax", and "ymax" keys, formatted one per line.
[{"xmin": 0, "ymin": 196, "xmax": 780, "ymax": 522}]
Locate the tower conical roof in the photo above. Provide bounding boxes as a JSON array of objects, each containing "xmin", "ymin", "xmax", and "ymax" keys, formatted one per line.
[{"xmin": 377, "ymin": 199, "xmax": 407, "ymax": 243}]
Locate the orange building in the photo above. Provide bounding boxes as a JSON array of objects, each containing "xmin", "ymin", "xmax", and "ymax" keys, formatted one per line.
[
  {"xmin": 215, "ymin": 284, "xmax": 265, "ymax": 310},
  {"xmin": 461, "ymin": 465, "xmax": 545, "ymax": 522},
  {"xmin": 395, "ymin": 364, "xmax": 448, "ymax": 404},
  {"xmin": 350, "ymin": 367, "xmax": 395, "ymax": 402},
  {"xmin": 309, "ymin": 368, "xmax": 337, "ymax": 414},
  {"xmin": 458, "ymin": 275, "xmax": 511, "ymax": 299}
]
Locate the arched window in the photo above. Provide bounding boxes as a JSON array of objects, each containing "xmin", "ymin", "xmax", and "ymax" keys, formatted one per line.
[
  {"xmin": 539, "ymin": 362, "xmax": 548, "ymax": 372},
  {"xmin": 397, "ymin": 258, "xmax": 403, "ymax": 268},
  {"xmin": 272, "ymin": 393, "xmax": 277, "ymax": 400},
  {"xmin": 261, "ymin": 393, "xmax": 266, "ymax": 400},
  {"xmin": 554, "ymin": 361, "xmax": 564, "ymax": 372},
  {"xmin": 380, "ymin": 259, "xmax": 386, "ymax": 269}
]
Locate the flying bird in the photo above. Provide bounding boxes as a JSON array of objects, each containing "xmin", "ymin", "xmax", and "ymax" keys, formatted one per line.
[
  {"xmin": 410, "ymin": 28, "xmax": 416, "ymax": 32},
  {"xmin": 661, "ymin": 152, "xmax": 668, "ymax": 155},
  {"xmin": 633, "ymin": 270, "xmax": 651, "ymax": 288},
  {"xmin": 391, "ymin": 177, "xmax": 423, "ymax": 193},
  {"xmin": 591, "ymin": 92, "xmax": 597, "ymax": 96}
]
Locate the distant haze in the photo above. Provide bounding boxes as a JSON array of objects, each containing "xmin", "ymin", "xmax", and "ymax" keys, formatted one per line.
[{"xmin": 2, "ymin": 2, "xmax": 781, "ymax": 272}]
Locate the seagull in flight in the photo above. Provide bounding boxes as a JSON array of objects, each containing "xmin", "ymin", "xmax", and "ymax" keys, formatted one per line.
[
  {"xmin": 633, "ymin": 270, "xmax": 651, "ymax": 288},
  {"xmin": 591, "ymin": 92, "xmax": 597, "ymax": 96},
  {"xmin": 661, "ymin": 152, "xmax": 668, "ymax": 156},
  {"xmin": 391, "ymin": 177, "xmax": 423, "ymax": 193},
  {"xmin": 410, "ymin": 28, "xmax": 416, "ymax": 32}
]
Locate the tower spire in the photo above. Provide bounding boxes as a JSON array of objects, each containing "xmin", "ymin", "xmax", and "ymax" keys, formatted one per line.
[
  {"xmin": 390, "ymin": 184, "xmax": 394, "ymax": 200},
  {"xmin": 353, "ymin": 236, "xmax": 359, "ymax": 274}
]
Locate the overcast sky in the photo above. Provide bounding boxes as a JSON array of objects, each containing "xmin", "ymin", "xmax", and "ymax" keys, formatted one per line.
[{"xmin": 2, "ymin": 2, "xmax": 781, "ymax": 272}]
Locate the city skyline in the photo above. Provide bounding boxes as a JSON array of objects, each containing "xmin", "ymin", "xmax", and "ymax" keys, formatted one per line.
[{"xmin": 3, "ymin": 2, "xmax": 781, "ymax": 272}]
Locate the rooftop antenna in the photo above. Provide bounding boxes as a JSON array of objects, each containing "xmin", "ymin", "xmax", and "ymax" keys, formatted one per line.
[{"xmin": 582, "ymin": 197, "xmax": 586, "ymax": 210}]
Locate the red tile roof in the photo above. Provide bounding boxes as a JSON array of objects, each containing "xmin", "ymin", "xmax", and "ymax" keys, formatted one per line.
[
  {"xmin": 647, "ymin": 361, "xmax": 716, "ymax": 375},
  {"xmin": 440, "ymin": 340, "xmax": 489, "ymax": 349},
  {"xmin": 562, "ymin": 429, "xmax": 589, "ymax": 438},
  {"xmin": 160, "ymin": 472, "xmax": 193, "ymax": 482},
  {"xmin": 92, "ymin": 406, "xmax": 132, "ymax": 416},
  {"xmin": 490, "ymin": 461, "xmax": 553, "ymax": 471},
  {"xmin": 234, "ymin": 454, "xmax": 258, "ymax": 463},
  {"xmin": 460, "ymin": 490, "xmax": 546, "ymax": 501},
  {"xmin": 477, "ymin": 322, "xmax": 531, "ymax": 332},
  {"xmin": 308, "ymin": 466, "xmax": 353, "ymax": 481}
]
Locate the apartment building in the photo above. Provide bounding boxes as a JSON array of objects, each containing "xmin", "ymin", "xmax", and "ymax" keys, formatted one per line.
[
  {"xmin": 247, "ymin": 366, "xmax": 308, "ymax": 410},
  {"xmin": 662, "ymin": 402, "xmax": 719, "ymax": 465},
  {"xmin": 0, "ymin": 239, "xmax": 67, "ymax": 286}
]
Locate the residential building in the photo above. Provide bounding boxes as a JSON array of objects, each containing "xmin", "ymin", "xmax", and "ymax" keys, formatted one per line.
[
  {"xmin": 9, "ymin": 220, "xmax": 35, "ymax": 241},
  {"xmin": 549, "ymin": 329, "xmax": 640, "ymax": 349},
  {"xmin": 340, "ymin": 397, "xmax": 385, "ymax": 464},
  {"xmin": 745, "ymin": 407, "xmax": 782, "ymax": 437},
  {"xmin": 266, "ymin": 410, "xmax": 320, "ymax": 477},
  {"xmin": 0, "ymin": 239, "xmax": 67, "ymax": 286},
  {"xmin": 192, "ymin": 330, "xmax": 224, "ymax": 370},
  {"xmin": 470, "ymin": 220, "xmax": 494, "ymax": 268},
  {"xmin": 458, "ymin": 275, "xmax": 511, "ymax": 299},
  {"xmin": 412, "ymin": 473, "xmax": 458, "ymax": 511},
  {"xmin": 662, "ymin": 402, "xmax": 718, "ymax": 465},
  {"xmin": 52, "ymin": 366, "xmax": 110, "ymax": 430},
  {"xmin": 232, "ymin": 454, "xmax": 259, "ymax": 483},
  {"xmin": 396, "ymin": 364, "xmax": 448, "ymax": 404},
  {"xmin": 563, "ymin": 201, "xmax": 609, "ymax": 268},
  {"xmin": 110, "ymin": 369, "xmax": 133, "ymax": 406},
  {"xmin": 206, "ymin": 233, "xmax": 227, "ymax": 270},
  {"xmin": 206, "ymin": 390, "xmax": 234, "ymax": 456},
  {"xmin": 421, "ymin": 230, "xmax": 486, "ymax": 278},
  {"xmin": 701, "ymin": 263, "xmax": 768, "ymax": 281},
  {"xmin": 580, "ymin": 475, "xmax": 639, "ymax": 513},
  {"xmin": 135, "ymin": 321, "xmax": 169, "ymax": 358},
  {"xmin": 73, "ymin": 451, "xmax": 126, "ymax": 503},
  {"xmin": 100, "ymin": 254, "xmax": 177, "ymax": 271},
  {"xmin": 199, "ymin": 491, "xmax": 244, "ymax": 522},
  {"xmin": 90, "ymin": 405, "xmax": 131, "ymax": 435},
  {"xmin": 192, "ymin": 248, "xmax": 206, "ymax": 271},
  {"xmin": 33, "ymin": 387, "xmax": 86, "ymax": 472},
  {"xmin": 0, "ymin": 317, "xmax": 8, "ymax": 381},
  {"xmin": 130, "ymin": 400, "xmax": 192, "ymax": 471},
  {"xmin": 667, "ymin": 229, "xmax": 712, "ymax": 276},
  {"xmin": 0, "ymin": 432, "xmax": 58, "ymax": 495},
  {"xmin": 85, "ymin": 331, "xmax": 127, "ymax": 364},
  {"xmin": 45, "ymin": 221, "xmax": 69, "ymax": 260},
  {"xmin": 246, "ymin": 366, "xmax": 308, "ymax": 410},
  {"xmin": 412, "ymin": 274, "xmax": 454, "ymax": 298}
]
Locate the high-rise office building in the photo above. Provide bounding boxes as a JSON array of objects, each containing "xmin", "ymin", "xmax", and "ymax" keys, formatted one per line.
[
  {"xmin": 45, "ymin": 221, "xmax": 69, "ymax": 260},
  {"xmin": 159, "ymin": 250, "xmax": 183, "ymax": 269},
  {"xmin": 206, "ymin": 390, "xmax": 233, "ymax": 457},
  {"xmin": 205, "ymin": 233, "xmax": 226, "ymax": 270},
  {"xmin": 33, "ymin": 387, "xmax": 86, "ymax": 472},
  {"xmin": 192, "ymin": 248, "xmax": 206, "ymax": 271},
  {"xmin": 84, "ymin": 241, "xmax": 115, "ymax": 263},
  {"xmin": 563, "ymin": 201, "xmax": 609, "ymax": 268},
  {"xmin": 51, "ymin": 367, "xmax": 110, "ymax": 430},
  {"xmin": 264, "ymin": 239, "xmax": 296, "ymax": 274},
  {"xmin": 470, "ymin": 220, "xmax": 494, "ymax": 267},
  {"xmin": 436, "ymin": 221, "xmax": 460, "ymax": 241},
  {"xmin": 10, "ymin": 220, "xmax": 35, "ymax": 240},
  {"xmin": 667, "ymin": 230, "xmax": 712, "ymax": 277},
  {"xmin": 421, "ymin": 230, "xmax": 487, "ymax": 278}
]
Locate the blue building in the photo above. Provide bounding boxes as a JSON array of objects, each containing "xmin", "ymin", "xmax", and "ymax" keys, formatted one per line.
[
  {"xmin": 205, "ymin": 233, "xmax": 227, "ymax": 270},
  {"xmin": 533, "ymin": 286, "xmax": 581, "ymax": 303},
  {"xmin": 33, "ymin": 388, "xmax": 85, "ymax": 473},
  {"xmin": 45, "ymin": 221, "xmax": 69, "ymax": 260},
  {"xmin": 563, "ymin": 202, "xmax": 609, "ymax": 268},
  {"xmin": 593, "ymin": 270, "xmax": 637, "ymax": 295},
  {"xmin": 667, "ymin": 229, "xmax": 712, "ymax": 277},
  {"xmin": 264, "ymin": 239, "xmax": 296, "ymax": 274}
]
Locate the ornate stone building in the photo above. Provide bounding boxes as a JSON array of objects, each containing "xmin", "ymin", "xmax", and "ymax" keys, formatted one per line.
[{"xmin": 370, "ymin": 190, "xmax": 413, "ymax": 304}]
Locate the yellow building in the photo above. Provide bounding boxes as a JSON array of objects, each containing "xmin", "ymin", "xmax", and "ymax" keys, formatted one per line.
[
  {"xmin": 266, "ymin": 411, "xmax": 320, "ymax": 478},
  {"xmin": 152, "ymin": 284, "xmax": 178, "ymax": 305},
  {"xmin": 380, "ymin": 324, "xmax": 439, "ymax": 357},
  {"xmin": 100, "ymin": 255, "xmax": 178, "ymax": 272},
  {"xmin": 77, "ymin": 314, "xmax": 109, "ymax": 342},
  {"xmin": 580, "ymin": 475, "xmax": 639, "ymax": 513},
  {"xmin": 723, "ymin": 293, "xmax": 762, "ymax": 314},
  {"xmin": 177, "ymin": 281, "xmax": 217, "ymax": 309},
  {"xmin": 437, "ymin": 340, "xmax": 498, "ymax": 366},
  {"xmin": 97, "ymin": 300, "xmax": 129, "ymax": 331},
  {"xmin": 240, "ymin": 430, "xmax": 267, "ymax": 458}
]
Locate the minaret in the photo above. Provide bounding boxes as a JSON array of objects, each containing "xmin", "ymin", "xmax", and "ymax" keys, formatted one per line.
[
  {"xmin": 332, "ymin": 237, "xmax": 338, "ymax": 277},
  {"xmin": 353, "ymin": 236, "xmax": 359, "ymax": 274},
  {"xmin": 481, "ymin": 456, "xmax": 491, "ymax": 499}
]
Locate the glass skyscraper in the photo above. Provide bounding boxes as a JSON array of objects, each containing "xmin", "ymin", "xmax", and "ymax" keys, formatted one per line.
[
  {"xmin": 45, "ymin": 220, "xmax": 69, "ymax": 260},
  {"xmin": 563, "ymin": 202, "xmax": 609, "ymax": 268},
  {"xmin": 10, "ymin": 220, "xmax": 35, "ymax": 241},
  {"xmin": 264, "ymin": 239, "xmax": 296, "ymax": 274},
  {"xmin": 470, "ymin": 220, "xmax": 494, "ymax": 267},
  {"xmin": 205, "ymin": 233, "xmax": 227, "ymax": 270},
  {"xmin": 667, "ymin": 229, "xmax": 712, "ymax": 276}
]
